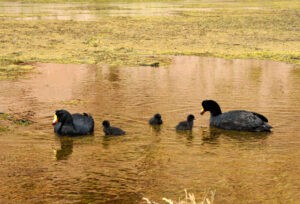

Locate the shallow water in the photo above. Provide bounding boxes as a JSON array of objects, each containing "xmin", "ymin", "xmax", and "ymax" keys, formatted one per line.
[
  {"xmin": 0, "ymin": 1, "xmax": 258, "ymax": 20},
  {"xmin": 0, "ymin": 2, "xmax": 193, "ymax": 20},
  {"xmin": 0, "ymin": 57, "xmax": 299, "ymax": 203}
]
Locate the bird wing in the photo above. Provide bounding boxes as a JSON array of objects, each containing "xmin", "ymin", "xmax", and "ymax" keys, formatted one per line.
[
  {"xmin": 251, "ymin": 112, "xmax": 268, "ymax": 122},
  {"xmin": 72, "ymin": 113, "xmax": 94, "ymax": 134},
  {"xmin": 212, "ymin": 110, "xmax": 265, "ymax": 131}
]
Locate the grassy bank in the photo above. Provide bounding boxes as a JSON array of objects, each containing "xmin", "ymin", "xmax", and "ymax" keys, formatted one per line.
[{"xmin": 0, "ymin": 0, "xmax": 299, "ymax": 78}]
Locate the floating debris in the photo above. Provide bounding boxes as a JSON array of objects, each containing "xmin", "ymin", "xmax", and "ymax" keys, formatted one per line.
[{"xmin": 140, "ymin": 62, "xmax": 160, "ymax": 67}]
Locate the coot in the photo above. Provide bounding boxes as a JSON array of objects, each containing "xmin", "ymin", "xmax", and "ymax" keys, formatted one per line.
[{"xmin": 200, "ymin": 100, "xmax": 272, "ymax": 132}]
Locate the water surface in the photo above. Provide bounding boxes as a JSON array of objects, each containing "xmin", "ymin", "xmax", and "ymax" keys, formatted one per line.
[
  {"xmin": 0, "ymin": 1, "xmax": 262, "ymax": 20},
  {"xmin": 0, "ymin": 57, "xmax": 299, "ymax": 203}
]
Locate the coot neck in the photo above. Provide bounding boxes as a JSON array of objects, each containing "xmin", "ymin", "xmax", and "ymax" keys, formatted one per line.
[
  {"xmin": 188, "ymin": 120, "xmax": 194, "ymax": 127},
  {"xmin": 64, "ymin": 113, "xmax": 73, "ymax": 124},
  {"xmin": 61, "ymin": 114, "xmax": 76, "ymax": 130},
  {"xmin": 55, "ymin": 122, "xmax": 63, "ymax": 134},
  {"xmin": 210, "ymin": 106, "xmax": 222, "ymax": 117}
]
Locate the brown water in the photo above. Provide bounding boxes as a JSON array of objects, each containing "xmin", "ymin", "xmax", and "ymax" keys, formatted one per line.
[{"xmin": 0, "ymin": 57, "xmax": 299, "ymax": 203}]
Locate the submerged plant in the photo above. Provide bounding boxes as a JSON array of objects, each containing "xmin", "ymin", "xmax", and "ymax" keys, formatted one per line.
[
  {"xmin": 0, "ymin": 112, "xmax": 34, "ymax": 126},
  {"xmin": 0, "ymin": 125, "xmax": 9, "ymax": 132}
]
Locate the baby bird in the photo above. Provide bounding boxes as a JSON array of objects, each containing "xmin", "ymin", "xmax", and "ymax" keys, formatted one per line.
[
  {"xmin": 176, "ymin": 114, "xmax": 195, "ymax": 131},
  {"xmin": 102, "ymin": 120, "xmax": 126, "ymax": 136},
  {"xmin": 149, "ymin": 113, "xmax": 163, "ymax": 125}
]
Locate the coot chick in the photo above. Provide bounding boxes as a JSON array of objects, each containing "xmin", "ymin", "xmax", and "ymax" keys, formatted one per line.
[
  {"xmin": 52, "ymin": 109, "xmax": 94, "ymax": 136},
  {"xmin": 176, "ymin": 114, "xmax": 195, "ymax": 131},
  {"xmin": 102, "ymin": 120, "xmax": 126, "ymax": 136},
  {"xmin": 149, "ymin": 113, "xmax": 163, "ymax": 125},
  {"xmin": 200, "ymin": 100, "xmax": 272, "ymax": 132}
]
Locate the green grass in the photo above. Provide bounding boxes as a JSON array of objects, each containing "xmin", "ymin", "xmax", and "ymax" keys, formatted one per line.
[{"xmin": 0, "ymin": 0, "xmax": 299, "ymax": 79}]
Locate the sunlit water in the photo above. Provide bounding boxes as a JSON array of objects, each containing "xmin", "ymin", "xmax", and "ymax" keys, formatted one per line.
[
  {"xmin": 0, "ymin": 57, "xmax": 299, "ymax": 203},
  {"xmin": 0, "ymin": 1, "xmax": 255, "ymax": 20},
  {"xmin": 0, "ymin": 2, "xmax": 197, "ymax": 20}
]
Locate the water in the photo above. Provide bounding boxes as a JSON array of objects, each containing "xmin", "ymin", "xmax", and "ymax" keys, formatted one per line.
[
  {"xmin": 0, "ymin": 57, "xmax": 299, "ymax": 203},
  {"xmin": 0, "ymin": 1, "xmax": 254, "ymax": 21},
  {"xmin": 0, "ymin": 2, "xmax": 202, "ymax": 21}
]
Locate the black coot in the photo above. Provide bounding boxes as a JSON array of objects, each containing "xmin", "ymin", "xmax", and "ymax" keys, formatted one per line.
[
  {"xmin": 102, "ymin": 120, "xmax": 126, "ymax": 136},
  {"xmin": 201, "ymin": 100, "xmax": 272, "ymax": 132},
  {"xmin": 176, "ymin": 114, "xmax": 195, "ymax": 131},
  {"xmin": 52, "ymin": 109, "xmax": 94, "ymax": 136},
  {"xmin": 149, "ymin": 113, "xmax": 163, "ymax": 125}
]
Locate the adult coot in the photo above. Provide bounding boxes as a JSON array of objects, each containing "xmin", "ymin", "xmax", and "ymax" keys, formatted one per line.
[
  {"xmin": 102, "ymin": 120, "xmax": 126, "ymax": 136},
  {"xmin": 149, "ymin": 113, "xmax": 163, "ymax": 125},
  {"xmin": 176, "ymin": 114, "xmax": 195, "ymax": 131},
  {"xmin": 52, "ymin": 109, "xmax": 94, "ymax": 136},
  {"xmin": 200, "ymin": 100, "xmax": 272, "ymax": 132}
]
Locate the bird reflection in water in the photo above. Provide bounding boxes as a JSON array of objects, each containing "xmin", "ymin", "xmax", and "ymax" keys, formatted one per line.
[
  {"xmin": 176, "ymin": 130, "xmax": 194, "ymax": 144},
  {"xmin": 202, "ymin": 128, "xmax": 270, "ymax": 144},
  {"xmin": 55, "ymin": 137, "xmax": 74, "ymax": 160}
]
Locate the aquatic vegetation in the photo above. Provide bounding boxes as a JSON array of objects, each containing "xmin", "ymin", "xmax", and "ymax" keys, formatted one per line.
[
  {"xmin": 0, "ymin": 125, "xmax": 9, "ymax": 132},
  {"xmin": 0, "ymin": 113, "xmax": 10, "ymax": 132},
  {"xmin": 0, "ymin": 113, "xmax": 13, "ymax": 122},
  {"xmin": 0, "ymin": 112, "xmax": 34, "ymax": 126},
  {"xmin": 0, "ymin": 59, "xmax": 33, "ymax": 80},
  {"xmin": 14, "ymin": 118, "xmax": 34, "ymax": 126}
]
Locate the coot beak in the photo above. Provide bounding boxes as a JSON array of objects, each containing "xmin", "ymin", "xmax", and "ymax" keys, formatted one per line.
[
  {"xmin": 200, "ymin": 108, "xmax": 206, "ymax": 115},
  {"xmin": 52, "ymin": 114, "xmax": 58, "ymax": 126}
]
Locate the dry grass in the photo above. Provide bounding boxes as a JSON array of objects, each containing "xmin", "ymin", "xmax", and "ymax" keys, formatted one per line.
[{"xmin": 143, "ymin": 189, "xmax": 216, "ymax": 204}]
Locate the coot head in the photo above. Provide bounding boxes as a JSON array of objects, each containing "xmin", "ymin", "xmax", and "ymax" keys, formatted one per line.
[
  {"xmin": 102, "ymin": 120, "xmax": 110, "ymax": 128},
  {"xmin": 154, "ymin": 113, "xmax": 161, "ymax": 119},
  {"xmin": 52, "ymin": 109, "xmax": 72, "ymax": 126},
  {"xmin": 187, "ymin": 114, "xmax": 195, "ymax": 122},
  {"xmin": 201, "ymin": 100, "xmax": 222, "ymax": 116}
]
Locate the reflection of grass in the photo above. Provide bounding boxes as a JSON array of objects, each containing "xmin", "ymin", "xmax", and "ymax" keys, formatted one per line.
[
  {"xmin": 0, "ymin": 0, "xmax": 299, "ymax": 79},
  {"xmin": 143, "ymin": 189, "xmax": 216, "ymax": 204}
]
